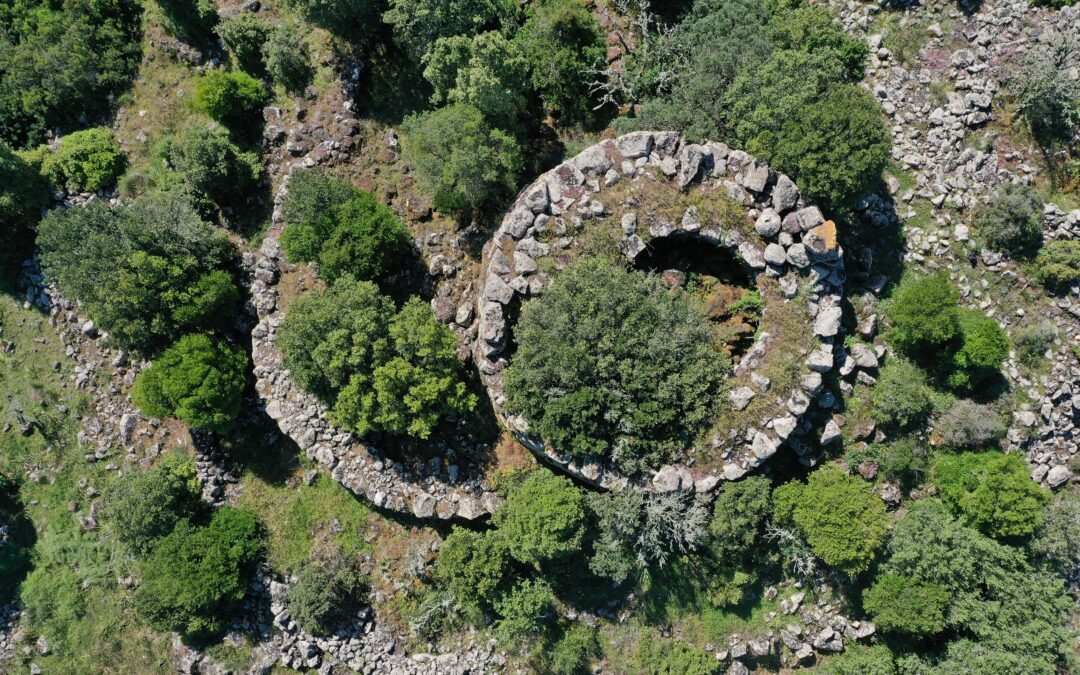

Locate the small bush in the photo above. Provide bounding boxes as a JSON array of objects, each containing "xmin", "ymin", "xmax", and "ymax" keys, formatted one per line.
[
  {"xmin": 934, "ymin": 451, "xmax": 1050, "ymax": 539},
  {"xmin": 281, "ymin": 0, "xmax": 380, "ymax": 36},
  {"xmin": 280, "ymin": 183, "xmax": 411, "ymax": 284},
  {"xmin": 493, "ymin": 470, "xmax": 584, "ymax": 565},
  {"xmin": 436, "ymin": 528, "xmax": 508, "ymax": 606},
  {"xmin": 136, "ymin": 507, "xmax": 265, "ymax": 642},
  {"xmin": 131, "ymin": 334, "xmax": 248, "ymax": 432},
  {"xmin": 152, "ymin": 0, "xmax": 218, "ymax": 39},
  {"xmin": 504, "ymin": 257, "xmax": 723, "ymax": 475},
  {"xmin": 494, "ymin": 578, "xmax": 556, "ymax": 645},
  {"xmin": 871, "ymin": 358, "xmax": 935, "ymax": 431},
  {"xmin": 265, "ymin": 27, "xmax": 314, "ymax": 92},
  {"xmin": 401, "ymin": 104, "xmax": 523, "ymax": 213},
  {"xmin": 707, "ymin": 476, "xmax": 771, "ymax": 563},
  {"xmin": 863, "ymin": 574, "xmax": 951, "ymax": 636},
  {"xmin": 629, "ymin": 637, "xmax": 721, "ymax": 675},
  {"xmin": 217, "ymin": 14, "xmax": 271, "ymax": 73},
  {"xmin": 192, "ymin": 70, "xmax": 267, "ymax": 127},
  {"xmin": 772, "ymin": 466, "xmax": 889, "ymax": 575},
  {"xmin": 0, "ymin": 140, "xmax": 48, "ymax": 269},
  {"xmin": 161, "ymin": 122, "xmax": 263, "ymax": 211},
  {"xmin": 935, "ymin": 399, "xmax": 1006, "ymax": 450},
  {"xmin": 1010, "ymin": 28, "xmax": 1080, "ymax": 143},
  {"xmin": 947, "ymin": 309, "xmax": 1009, "ymax": 390},
  {"xmin": 885, "ymin": 271, "xmax": 960, "ymax": 355},
  {"xmin": 817, "ymin": 645, "xmax": 896, "ymax": 675},
  {"xmin": 1014, "ymin": 321, "xmax": 1056, "ymax": 368},
  {"xmin": 288, "ymin": 553, "xmax": 366, "ymax": 636},
  {"xmin": 542, "ymin": 624, "xmax": 599, "ymax": 675},
  {"xmin": 102, "ymin": 452, "xmax": 201, "ymax": 555},
  {"xmin": 1035, "ymin": 240, "xmax": 1080, "ymax": 290},
  {"xmin": 43, "ymin": 128, "xmax": 127, "ymax": 193},
  {"xmin": 973, "ymin": 184, "xmax": 1042, "ymax": 257}
]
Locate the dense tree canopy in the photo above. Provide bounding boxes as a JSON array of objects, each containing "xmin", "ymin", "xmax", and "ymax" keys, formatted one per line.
[
  {"xmin": 423, "ymin": 31, "xmax": 528, "ymax": 127},
  {"xmin": 862, "ymin": 574, "xmax": 951, "ymax": 637},
  {"xmin": 131, "ymin": 334, "xmax": 248, "ymax": 432},
  {"xmin": 504, "ymin": 257, "xmax": 723, "ymax": 475},
  {"xmin": 773, "ymin": 466, "xmax": 889, "ymax": 575},
  {"xmin": 43, "ymin": 128, "xmax": 127, "ymax": 193},
  {"xmin": 136, "ymin": 507, "xmax": 265, "ymax": 642},
  {"xmin": 288, "ymin": 553, "xmax": 366, "ymax": 636},
  {"xmin": 0, "ymin": 0, "xmax": 141, "ymax": 148},
  {"xmin": 934, "ymin": 451, "xmax": 1050, "ymax": 539},
  {"xmin": 160, "ymin": 121, "xmax": 264, "ymax": 214},
  {"xmin": 37, "ymin": 191, "xmax": 240, "ymax": 355},
  {"xmin": 102, "ymin": 452, "xmax": 201, "ymax": 555},
  {"xmin": 493, "ymin": 470, "xmax": 585, "ymax": 565},
  {"xmin": 383, "ymin": 0, "xmax": 517, "ymax": 59}
]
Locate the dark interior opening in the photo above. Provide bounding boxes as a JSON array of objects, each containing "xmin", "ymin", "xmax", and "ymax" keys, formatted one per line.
[{"xmin": 633, "ymin": 233, "xmax": 760, "ymax": 361}]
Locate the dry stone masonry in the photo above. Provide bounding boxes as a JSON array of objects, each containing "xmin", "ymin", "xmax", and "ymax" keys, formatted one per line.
[{"xmin": 474, "ymin": 132, "xmax": 848, "ymax": 495}]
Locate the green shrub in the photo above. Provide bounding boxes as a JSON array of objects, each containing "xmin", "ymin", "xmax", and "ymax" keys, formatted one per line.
[
  {"xmin": 37, "ymin": 191, "xmax": 240, "ymax": 355},
  {"xmin": 131, "ymin": 334, "xmax": 248, "ymax": 432},
  {"xmin": 514, "ymin": 0, "xmax": 605, "ymax": 123},
  {"xmin": 0, "ymin": 140, "xmax": 48, "ymax": 268},
  {"xmin": 1010, "ymin": 28, "xmax": 1080, "ymax": 144},
  {"xmin": 0, "ymin": 0, "xmax": 141, "ymax": 148},
  {"xmin": 1028, "ymin": 492, "xmax": 1080, "ymax": 577},
  {"xmin": 934, "ymin": 399, "xmax": 1006, "ymax": 450},
  {"xmin": 1035, "ymin": 240, "xmax": 1080, "ymax": 290},
  {"xmin": 541, "ymin": 624, "xmax": 599, "ymax": 675},
  {"xmin": 816, "ymin": 645, "xmax": 896, "ymax": 675},
  {"xmin": 43, "ymin": 128, "xmax": 127, "ymax": 193},
  {"xmin": 884, "ymin": 271, "xmax": 960, "ymax": 355},
  {"xmin": 707, "ymin": 476, "xmax": 771, "ymax": 563},
  {"xmin": 772, "ymin": 466, "xmax": 889, "ymax": 575},
  {"xmin": 136, "ymin": 507, "xmax": 265, "ymax": 642},
  {"xmin": 766, "ymin": 5, "xmax": 868, "ymax": 80},
  {"xmin": 493, "ymin": 578, "xmax": 556, "ymax": 645},
  {"xmin": 871, "ymin": 358, "xmax": 935, "ymax": 431},
  {"xmin": 493, "ymin": 470, "xmax": 584, "ymax": 565},
  {"xmin": 288, "ymin": 553, "xmax": 366, "ymax": 636},
  {"xmin": 863, "ymin": 574, "xmax": 951, "ymax": 636},
  {"xmin": 161, "ymin": 122, "xmax": 264, "ymax": 211},
  {"xmin": 973, "ymin": 183, "xmax": 1043, "ymax": 257},
  {"xmin": 102, "ymin": 451, "xmax": 201, "ymax": 555},
  {"xmin": 281, "ymin": 0, "xmax": 380, "ymax": 36},
  {"xmin": 280, "ymin": 184, "xmax": 411, "ymax": 284},
  {"xmin": 504, "ymin": 257, "xmax": 723, "ymax": 475},
  {"xmin": 947, "ymin": 309, "xmax": 1009, "ymax": 390},
  {"xmin": 1014, "ymin": 320, "xmax": 1056, "ymax": 368},
  {"xmin": 436, "ymin": 528, "xmax": 508, "ymax": 606},
  {"xmin": 151, "ymin": 0, "xmax": 219, "ymax": 39},
  {"xmin": 383, "ymin": 0, "xmax": 517, "ymax": 59},
  {"xmin": 217, "ymin": 14, "xmax": 271, "ymax": 73},
  {"xmin": 423, "ymin": 31, "xmax": 528, "ymax": 127},
  {"xmin": 277, "ymin": 276, "xmax": 392, "ymax": 402},
  {"xmin": 278, "ymin": 278, "xmax": 474, "ymax": 439},
  {"xmin": 857, "ymin": 437, "xmax": 929, "ymax": 485},
  {"xmin": 629, "ymin": 637, "xmax": 721, "ymax": 675},
  {"xmin": 934, "ymin": 451, "xmax": 1049, "ymax": 539},
  {"xmin": 401, "ymin": 104, "xmax": 523, "ymax": 213},
  {"xmin": 337, "ymin": 297, "xmax": 476, "ymax": 439},
  {"xmin": 191, "ymin": 70, "xmax": 267, "ymax": 127},
  {"xmin": 265, "ymin": 27, "xmax": 314, "ymax": 92}
]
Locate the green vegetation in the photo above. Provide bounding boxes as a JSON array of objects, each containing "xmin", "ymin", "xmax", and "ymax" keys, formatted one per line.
[
  {"xmin": 934, "ymin": 399, "xmax": 1006, "ymax": 450},
  {"xmin": 436, "ymin": 528, "xmax": 509, "ymax": 606},
  {"xmin": 494, "ymin": 578, "xmax": 557, "ymax": 644},
  {"xmin": 136, "ymin": 507, "xmax": 265, "ymax": 642},
  {"xmin": 504, "ymin": 257, "xmax": 723, "ymax": 475},
  {"xmin": 131, "ymin": 334, "xmax": 248, "ymax": 432},
  {"xmin": 1029, "ymin": 491, "xmax": 1080, "ymax": 577},
  {"xmin": 102, "ymin": 451, "xmax": 201, "ymax": 555},
  {"xmin": 401, "ymin": 103, "xmax": 523, "ymax": 213},
  {"xmin": 1035, "ymin": 240, "xmax": 1080, "ymax": 290},
  {"xmin": 884, "ymin": 271, "xmax": 960, "ymax": 354},
  {"xmin": 935, "ymin": 451, "xmax": 1050, "ymax": 539},
  {"xmin": 973, "ymin": 183, "xmax": 1043, "ymax": 257},
  {"xmin": 265, "ymin": 27, "xmax": 314, "ymax": 92},
  {"xmin": 217, "ymin": 14, "xmax": 271, "ymax": 74},
  {"xmin": 278, "ymin": 277, "xmax": 475, "ymax": 439},
  {"xmin": 628, "ymin": 637, "xmax": 722, "ymax": 675},
  {"xmin": 283, "ymin": 0, "xmax": 381, "ymax": 36},
  {"xmin": 191, "ymin": 70, "xmax": 267, "ymax": 128},
  {"xmin": 383, "ymin": 0, "xmax": 517, "ymax": 59},
  {"xmin": 280, "ymin": 171, "xmax": 411, "ymax": 283},
  {"xmin": 862, "ymin": 574, "xmax": 950, "ymax": 637},
  {"xmin": 947, "ymin": 309, "xmax": 1010, "ymax": 390},
  {"xmin": 871, "ymin": 358, "xmax": 936, "ymax": 431},
  {"xmin": 160, "ymin": 121, "xmax": 264, "ymax": 214},
  {"xmin": 773, "ymin": 466, "xmax": 889, "ymax": 575},
  {"xmin": 37, "ymin": 191, "xmax": 240, "ymax": 356},
  {"xmin": 44, "ymin": 128, "xmax": 127, "ymax": 193},
  {"xmin": 288, "ymin": 553, "xmax": 367, "ymax": 636},
  {"xmin": 423, "ymin": 31, "xmax": 528, "ymax": 127},
  {"xmin": 0, "ymin": 139, "xmax": 48, "ymax": 270},
  {"xmin": 0, "ymin": 0, "xmax": 141, "ymax": 148},
  {"xmin": 1009, "ymin": 28, "xmax": 1080, "ymax": 145},
  {"xmin": 493, "ymin": 470, "xmax": 584, "ymax": 565}
]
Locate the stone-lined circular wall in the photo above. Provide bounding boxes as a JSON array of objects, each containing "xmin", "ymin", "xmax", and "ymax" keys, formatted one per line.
[{"xmin": 475, "ymin": 132, "xmax": 847, "ymax": 495}]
